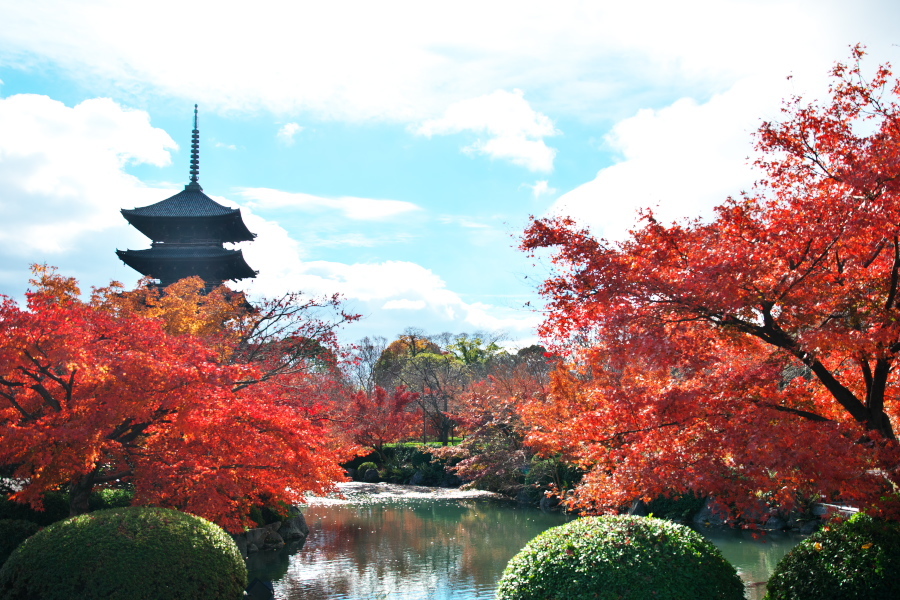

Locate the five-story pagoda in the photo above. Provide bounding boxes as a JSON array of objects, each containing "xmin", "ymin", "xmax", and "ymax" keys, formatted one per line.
[{"xmin": 116, "ymin": 105, "xmax": 257, "ymax": 288}]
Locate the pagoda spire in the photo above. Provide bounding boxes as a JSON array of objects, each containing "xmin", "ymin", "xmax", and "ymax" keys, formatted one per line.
[{"xmin": 185, "ymin": 104, "xmax": 202, "ymax": 191}]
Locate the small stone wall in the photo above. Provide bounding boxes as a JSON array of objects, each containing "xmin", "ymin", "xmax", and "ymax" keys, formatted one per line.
[{"xmin": 232, "ymin": 506, "xmax": 309, "ymax": 558}]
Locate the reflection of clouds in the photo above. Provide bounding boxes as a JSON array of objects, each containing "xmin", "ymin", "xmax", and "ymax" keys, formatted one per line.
[{"xmin": 265, "ymin": 499, "xmax": 571, "ymax": 599}]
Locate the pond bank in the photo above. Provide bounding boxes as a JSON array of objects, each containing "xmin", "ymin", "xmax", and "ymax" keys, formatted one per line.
[{"xmin": 305, "ymin": 481, "xmax": 503, "ymax": 505}]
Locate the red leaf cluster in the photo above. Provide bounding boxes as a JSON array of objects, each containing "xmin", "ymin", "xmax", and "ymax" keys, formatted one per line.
[
  {"xmin": 521, "ymin": 47, "xmax": 900, "ymax": 521},
  {"xmin": 0, "ymin": 270, "xmax": 352, "ymax": 531}
]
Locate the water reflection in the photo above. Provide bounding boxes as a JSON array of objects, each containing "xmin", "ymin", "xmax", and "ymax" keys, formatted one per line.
[
  {"xmin": 697, "ymin": 526, "xmax": 803, "ymax": 600},
  {"xmin": 258, "ymin": 498, "xmax": 570, "ymax": 600},
  {"xmin": 249, "ymin": 497, "xmax": 802, "ymax": 600}
]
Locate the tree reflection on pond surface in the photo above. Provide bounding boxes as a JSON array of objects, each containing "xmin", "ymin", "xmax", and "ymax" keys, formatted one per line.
[{"xmin": 247, "ymin": 484, "xmax": 801, "ymax": 600}]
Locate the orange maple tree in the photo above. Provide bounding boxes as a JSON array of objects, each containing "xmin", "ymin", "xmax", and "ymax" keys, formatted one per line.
[
  {"xmin": 521, "ymin": 47, "xmax": 900, "ymax": 521},
  {"xmin": 0, "ymin": 269, "xmax": 353, "ymax": 531}
]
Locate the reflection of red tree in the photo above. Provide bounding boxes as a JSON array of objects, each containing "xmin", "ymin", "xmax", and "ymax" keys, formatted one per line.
[{"xmin": 274, "ymin": 500, "xmax": 570, "ymax": 599}]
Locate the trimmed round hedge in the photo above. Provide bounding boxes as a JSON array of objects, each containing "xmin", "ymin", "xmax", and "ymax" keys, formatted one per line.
[
  {"xmin": 0, "ymin": 519, "xmax": 39, "ymax": 567},
  {"xmin": 765, "ymin": 513, "xmax": 900, "ymax": 600},
  {"xmin": 0, "ymin": 507, "xmax": 247, "ymax": 600},
  {"xmin": 496, "ymin": 515, "xmax": 744, "ymax": 600}
]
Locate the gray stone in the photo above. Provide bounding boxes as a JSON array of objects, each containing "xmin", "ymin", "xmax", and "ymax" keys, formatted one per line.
[
  {"xmin": 693, "ymin": 498, "xmax": 729, "ymax": 527},
  {"xmin": 515, "ymin": 490, "xmax": 535, "ymax": 505},
  {"xmin": 363, "ymin": 468, "xmax": 380, "ymax": 483},
  {"xmin": 261, "ymin": 529, "xmax": 285, "ymax": 551},
  {"xmin": 409, "ymin": 470, "xmax": 426, "ymax": 486},
  {"xmin": 800, "ymin": 520, "xmax": 821, "ymax": 534},
  {"xmin": 762, "ymin": 516, "xmax": 786, "ymax": 531},
  {"xmin": 278, "ymin": 508, "xmax": 309, "ymax": 541},
  {"xmin": 627, "ymin": 499, "xmax": 649, "ymax": 516},
  {"xmin": 244, "ymin": 527, "xmax": 270, "ymax": 549},
  {"xmin": 540, "ymin": 495, "xmax": 562, "ymax": 512}
]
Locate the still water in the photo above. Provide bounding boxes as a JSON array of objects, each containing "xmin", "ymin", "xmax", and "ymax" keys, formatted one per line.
[{"xmin": 248, "ymin": 487, "xmax": 803, "ymax": 600}]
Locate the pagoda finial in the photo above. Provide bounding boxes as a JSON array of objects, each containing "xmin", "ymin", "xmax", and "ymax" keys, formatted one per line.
[{"xmin": 185, "ymin": 104, "xmax": 202, "ymax": 191}]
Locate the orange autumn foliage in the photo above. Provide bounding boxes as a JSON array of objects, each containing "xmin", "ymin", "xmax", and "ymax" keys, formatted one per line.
[
  {"xmin": 0, "ymin": 269, "xmax": 352, "ymax": 531},
  {"xmin": 521, "ymin": 47, "xmax": 900, "ymax": 521}
]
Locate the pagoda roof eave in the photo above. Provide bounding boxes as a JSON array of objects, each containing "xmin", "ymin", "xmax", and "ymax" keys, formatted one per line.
[
  {"xmin": 121, "ymin": 211, "xmax": 256, "ymax": 243},
  {"xmin": 115, "ymin": 247, "xmax": 258, "ymax": 281}
]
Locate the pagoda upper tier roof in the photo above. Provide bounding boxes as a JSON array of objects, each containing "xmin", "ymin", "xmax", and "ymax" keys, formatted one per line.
[{"xmin": 121, "ymin": 185, "xmax": 255, "ymax": 243}]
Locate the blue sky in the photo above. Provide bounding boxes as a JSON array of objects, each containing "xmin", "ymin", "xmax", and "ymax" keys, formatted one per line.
[{"xmin": 0, "ymin": 0, "xmax": 897, "ymax": 347}]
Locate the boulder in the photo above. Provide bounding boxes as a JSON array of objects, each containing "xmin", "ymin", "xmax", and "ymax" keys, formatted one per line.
[
  {"xmin": 693, "ymin": 498, "xmax": 729, "ymax": 527},
  {"xmin": 363, "ymin": 468, "xmax": 380, "ymax": 483},
  {"xmin": 277, "ymin": 507, "xmax": 309, "ymax": 541},
  {"xmin": 409, "ymin": 470, "xmax": 426, "ymax": 486},
  {"xmin": 540, "ymin": 495, "xmax": 562, "ymax": 512},
  {"xmin": 626, "ymin": 499, "xmax": 649, "ymax": 516}
]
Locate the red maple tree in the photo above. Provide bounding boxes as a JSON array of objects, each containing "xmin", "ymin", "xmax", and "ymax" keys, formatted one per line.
[
  {"xmin": 521, "ymin": 47, "xmax": 900, "ymax": 521},
  {"xmin": 0, "ymin": 269, "xmax": 353, "ymax": 531},
  {"xmin": 343, "ymin": 386, "xmax": 419, "ymax": 458}
]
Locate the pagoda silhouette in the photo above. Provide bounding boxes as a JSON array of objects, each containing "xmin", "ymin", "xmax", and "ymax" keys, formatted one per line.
[{"xmin": 116, "ymin": 105, "xmax": 257, "ymax": 289}]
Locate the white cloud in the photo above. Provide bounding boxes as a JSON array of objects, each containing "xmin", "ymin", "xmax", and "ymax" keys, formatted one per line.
[
  {"xmin": 415, "ymin": 89, "xmax": 558, "ymax": 172},
  {"xmin": 237, "ymin": 187, "xmax": 422, "ymax": 220},
  {"xmin": 276, "ymin": 122, "xmax": 303, "ymax": 145},
  {"xmin": 0, "ymin": 94, "xmax": 176, "ymax": 255},
  {"xmin": 382, "ymin": 299, "xmax": 427, "ymax": 310},
  {"xmin": 0, "ymin": 0, "xmax": 893, "ymax": 126},
  {"xmin": 525, "ymin": 180, "xmax": 557, "ymax": 198},
  {"xmin": 548, "ymin": 76, "xmax": 786, "ymax": 242},
  {"xmin": 233, "ymin": 219, "xmax": 540, "ymax": 338},
  {"xmin": 438, "ymin": 215, "xmax": 492, "ymax": 229}
]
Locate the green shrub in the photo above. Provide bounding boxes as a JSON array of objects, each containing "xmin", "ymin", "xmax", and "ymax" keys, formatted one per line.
[
  {"xmin": 0, "ymin": 488, "xmax": 135, "ymax": 526},
  {"xmin": 765, "ymin": 513, "xmax": 900, "ymax": 600},
  {"xmin": 0, "ymin": 520, "xmax": 39, "ymax": 567},
  {"xmin": 646, "ymin": 491, "xmax": 706, "ymax": 522},
  {"xmin": 0, "ymin": 507, "xmax": 247, "ymax": 600},
  {"xmin": 249, "ymin": 502, "xmax": 289, "ymax": 527},
  {"xmin": 358, "ymin": 461, "xmax": 379, "ymax": 476},
  {"xmin": 88, "ymin": 487, "xmax": 135, "ymax": 511},
  {"xmin": 496, "ymin": 515, "xmax": 744, "ymax": 600},
  {"xmin": 0, "ymin": 491, "xmax": 70, "ymax": 526}
]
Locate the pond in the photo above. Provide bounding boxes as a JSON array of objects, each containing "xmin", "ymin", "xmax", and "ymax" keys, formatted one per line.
[{"xmin": 247, "ymin": 484, "xmax": 804, "ymax": 600}]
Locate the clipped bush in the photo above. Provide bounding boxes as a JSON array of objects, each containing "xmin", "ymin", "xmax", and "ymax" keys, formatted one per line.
[
  {"xmin": 358, "ymin": 461, "xmax": 379, "ymax": 473},
  {"xmin": 765, "ymin": 513, "xmax": 900, "ymax": 600},
  {"xmin": 0, "ymin": 507, "xmax": 247, "ymax": 600},
  {"xmin": 357, "ymin": 461, "xmax": 379, "ymax": 481},
  {"xmin": 496, "ymin": 515, "xmax": 744, "ymax": 600},
  {"xmin": 0, "ymin": 520, "xmax": 39, "ymax": 567}
]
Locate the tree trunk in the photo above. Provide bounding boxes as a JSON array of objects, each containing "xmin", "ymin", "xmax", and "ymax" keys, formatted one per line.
[{"xmin": 69, "ymin": 473, "xmax": 94, "ymax": 517}]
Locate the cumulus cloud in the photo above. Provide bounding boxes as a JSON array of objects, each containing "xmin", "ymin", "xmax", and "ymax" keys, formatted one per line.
[
  {"xmin": 232, "ymin": 219, "xmax": 540, "ymax": 339},
  {"xmin": 548, "ymin": 76, "xmax": 788, "ymax": 242},
  {"xmin": 237, "ymin": 187, "xmax": 422, "ymax": 220},
  {"xmin": 0, "ymin": 0, "xmax": 891, "ymax": 127},
  {"xmin": 276, "ymin": 122, "xmax": 303, "ymax": 145},
  {"xmin": 0, "ymin": 94, "xmax": 176, "ymax": 255},
  {"xmin": 382, "ymin": 299, "xmax": 427, "ymax": 310},
  {"xmin": 525, "ymin": 180, "xmax": 557, "ymax": 198},
  {"xmin": 415, "ymin": 89, "xmax": 559, "ymax": 172}
]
